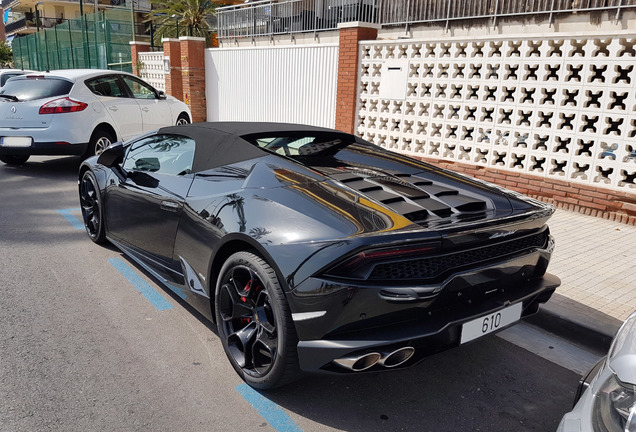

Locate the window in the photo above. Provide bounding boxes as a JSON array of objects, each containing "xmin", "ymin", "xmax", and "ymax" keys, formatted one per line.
[
  {"xmin": 0, "ymin": 77, "xmax": 73, "ymax": 101},
  {"xmin": 254, "ymin": 136, "xmax": 315, "ymax": 156},
  {"xmin": 86, "ymin": 76, "xmax": 127, "ymax": 98},
  {"xmin": 123, "ymin": 134, "xmax": 196, "ymax": 176},
  {"xmin": 249, "ymin": 134, "xmax": 352, "ymax": 157},
  {"xmin": 120, "ymin": 75, "xmax": 158, "ymax": 99}
]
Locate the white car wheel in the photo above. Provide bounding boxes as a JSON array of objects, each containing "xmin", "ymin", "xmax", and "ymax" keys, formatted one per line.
[{"xmin": 176, "ymin": 114, "xmax": 190, "ymax": 126}]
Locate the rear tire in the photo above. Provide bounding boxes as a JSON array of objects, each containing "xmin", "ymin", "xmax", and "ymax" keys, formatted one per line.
[
  {"xmin": 0, "ymin": 155, "xmax": 29, "ymax": 165},
  {"xmin": 176, "ymin": 113, "xmax": 190, "ymax": 125},
  {"xmin": 215, "ymin": 251, "xmax": 300, "ymax": 389},
  {"xmin": 85, "ymin": 129, "xmax": 115, "ymax": 159},
  {"xmin": 79, "ymin": 170, "xmax": 107, "ymax": 244}
]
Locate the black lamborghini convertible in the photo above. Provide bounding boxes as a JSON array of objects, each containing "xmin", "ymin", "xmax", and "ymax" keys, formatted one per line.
[{"xmin": 79, "ymin": 122, "xmax": 560, "ymax": 389}]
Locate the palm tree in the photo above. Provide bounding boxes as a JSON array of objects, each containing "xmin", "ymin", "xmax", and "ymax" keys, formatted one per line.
[{"xmin": 147, "ymin": 0, "xmax": 220, "ymax": 45}]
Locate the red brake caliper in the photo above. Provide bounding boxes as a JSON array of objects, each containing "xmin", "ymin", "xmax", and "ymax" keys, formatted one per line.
[{"xmin": 240, "ymin": 279, "xmax": 251, "ymax": 324}]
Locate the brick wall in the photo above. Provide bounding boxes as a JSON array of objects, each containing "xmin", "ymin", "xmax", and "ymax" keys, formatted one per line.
[
  {"xmin": 132, "ymin": 37, "xmax": 206, "ymax": 121},
  {"xmin": 163, "ymin": 39, "xmax": 183, "ymax": 102},
  {"xmin": 335, "ymin": 23, "xmax": 379, "ymax": 134},
  {"xmin": 419, "ymin": 157, "xmax": 636, "ymax": 225},
  {"xmin": 0, "ymin": 8, "xmax": 5, "ymax": 43},
  {"xmin": 180, "ymin": 37, "xmax": 206, "ymax": 123}
]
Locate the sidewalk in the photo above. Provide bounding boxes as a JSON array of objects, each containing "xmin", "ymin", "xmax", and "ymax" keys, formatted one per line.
[{"xmin": 527, "ymin": 208, "xmax": 636, "ymax": 353}]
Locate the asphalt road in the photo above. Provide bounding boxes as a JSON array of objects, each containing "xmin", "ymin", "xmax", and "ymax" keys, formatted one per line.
[{"xmin": 0, "ymin": 156, "xmax": 582, "ymax": 432}]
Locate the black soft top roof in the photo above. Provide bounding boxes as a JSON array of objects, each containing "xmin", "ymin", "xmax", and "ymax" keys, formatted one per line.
[{"xmin": 156, "ymin": 122, "xmax": 354, "ymax": 173}]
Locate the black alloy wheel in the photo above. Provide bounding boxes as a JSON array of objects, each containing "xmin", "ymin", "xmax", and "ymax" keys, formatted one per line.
[
  {"xmin": 215, "ymin": 251, "xmax": 299, "ymax": 389},
  {"xmin": 0, "ymin": 155, "xmax": 29, "ymax": 165},
  {"xmin": 79, "ymin": 170, "xmax": 106, "ymax": 244}
]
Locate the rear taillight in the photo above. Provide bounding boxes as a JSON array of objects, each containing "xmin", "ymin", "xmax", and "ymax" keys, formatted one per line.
[
  {"xmin": 39, "ymin": 97, "xmax": 88, "ymax": 114},
  {"xmin": 324, "ymin": 243, "xmax": 439, "ymax": 280}
]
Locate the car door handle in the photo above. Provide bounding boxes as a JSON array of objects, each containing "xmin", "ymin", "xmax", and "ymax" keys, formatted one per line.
[
  {"xmin": 161, "ymin": 201, "xmax": 181, "ymax": 212},
  {"xmin": 141, "ymin": 107, "xmax": 150, "ymax": 112},
  {"xmin": 108, "ymin": 106, "xmax": 119, "ymax": 112}
]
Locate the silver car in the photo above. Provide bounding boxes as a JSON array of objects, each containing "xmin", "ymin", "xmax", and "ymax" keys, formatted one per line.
[
  {"xmin": 558, "ymin": 311, "xmax": 636, "ymax": 432},
  {"xmin": 0, "ymin": 69, "xmax": 191, "ymax": 165}
]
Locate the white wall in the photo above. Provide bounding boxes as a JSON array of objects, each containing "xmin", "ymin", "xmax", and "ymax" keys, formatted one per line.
[
  {"xmin": 357, "ymin": 31, "xmax": 636, "ymax": 191},
  {"xmin": 138, "ymin": 51, "xmax": 165, "ymax": 92}
]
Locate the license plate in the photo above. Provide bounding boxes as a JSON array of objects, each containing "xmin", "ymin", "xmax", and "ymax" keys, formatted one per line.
[
  {"xmin": 460, "ymin": 302, "xmax": 522, "ymax": 344},
  {"xmin": 1, "ymin": 136, "xmax": 32, "ymax": 148}
]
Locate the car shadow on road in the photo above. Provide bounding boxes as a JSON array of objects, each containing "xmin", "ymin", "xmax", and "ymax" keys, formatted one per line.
[
  {"xmin": 262, "ymin": 337, "xmax": 578, "ymax": 432},
  {"xmin": 0, "ymin": 156, "xmax": 82, "ymax": 181},
  {"xmin": 117, "ymin": 253, "xmax": 219, "ymax": 337}
]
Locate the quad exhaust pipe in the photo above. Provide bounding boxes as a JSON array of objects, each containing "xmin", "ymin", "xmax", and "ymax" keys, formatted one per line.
[{"xmin": 333, "ymin": 347, "xmax": 415, "ymax": 371}]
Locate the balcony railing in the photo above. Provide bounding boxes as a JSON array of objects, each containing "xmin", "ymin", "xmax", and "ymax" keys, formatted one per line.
[
  {"xmin": 2, "ymin": 0, "xmax": 18, "ymax": 10},
  {"xmin": 5, "ymin": 16, "xmax": 67, "ymax": 35},
  {"xmin": 217, "ymin": 0, "xmax": 636, "ymax": 39},
  {"xmin": 217, "ymin": 0, "xmax": 378, "ymax": 38},
  {"xmin": 4, "ymin": 17, "xmax": 28, "ymax": 35}
]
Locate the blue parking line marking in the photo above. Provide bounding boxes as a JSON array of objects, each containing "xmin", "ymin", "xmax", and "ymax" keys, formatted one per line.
[
  {"xmin": 56, "ymin": 208, "xmax": 84, "ymax": 230},
  {"xmin": 235, "ymin": 384, "xmax": 303, "ymax": 432},
  {"xmin": 107, "ymin": 257, "xmax": 173, "ymax": 311}
]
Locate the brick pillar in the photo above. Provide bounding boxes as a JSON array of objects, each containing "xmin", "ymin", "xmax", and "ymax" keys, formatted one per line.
[
  {"xmin": 335, "ymin": 22, "xmax": 379, "ymax": 134},
  {"xmin": 0, "ymin": 7, "xmax": 5, "ymax": 43},
  {"xmin": 129, "ymin": 41, "xmax": 151, "ymax": 76},
  {"xmin": 162, "ymin": 38, "xmax": 182, "ymax": 101},
  {"xmin": 180, "ymin": 36, "xmax": 206, "ymax": 123}
]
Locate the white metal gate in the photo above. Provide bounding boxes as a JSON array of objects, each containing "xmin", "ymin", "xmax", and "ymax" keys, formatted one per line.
[{"xmin": 205, "ymin": 44, "xmax": 339, "ymax": 128}]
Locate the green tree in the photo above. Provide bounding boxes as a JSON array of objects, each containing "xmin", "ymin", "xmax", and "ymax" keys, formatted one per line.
[
  {"xmin": 147, "ymin": 0, "xmax": 219, "ymax": 46},
  {"xmin": 0, "ymin": 41, "xmax": 12, "ymax": 66}
]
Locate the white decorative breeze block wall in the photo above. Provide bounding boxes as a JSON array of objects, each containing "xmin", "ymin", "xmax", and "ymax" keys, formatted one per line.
[
  {"xmin": 357, "ymin": 35, "xmax": 636, "ymax": 191},
  {"xmin": 138, "ymin": 51, "xmax": 166, "ymax": 92}
]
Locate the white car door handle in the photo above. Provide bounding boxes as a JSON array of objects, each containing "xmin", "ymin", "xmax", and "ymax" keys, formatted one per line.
[
  {"xmin": 141, "ymin": 107, "xmax": 150, "ymax": 112},
  {"xmin": 108, "ymin": 106, "xmax": 119, "ymax": 112}
]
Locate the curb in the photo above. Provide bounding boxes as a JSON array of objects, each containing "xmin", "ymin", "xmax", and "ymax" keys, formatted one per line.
[{"xmin": 525, "ymin": 295, "xmax": 622, "ymax": 355}]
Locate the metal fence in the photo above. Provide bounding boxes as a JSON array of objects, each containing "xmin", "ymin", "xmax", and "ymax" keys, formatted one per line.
[
  {"xmin": 12, "ymin": 11, "xmax": 137, "ymax": 72},
  {"xmin": 217, "ymin": 0, "xmax": 636, "ymax": 38}
]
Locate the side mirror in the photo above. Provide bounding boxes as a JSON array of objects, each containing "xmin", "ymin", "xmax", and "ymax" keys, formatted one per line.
[
  {"xmin": 157, "ymin": 90, "xmax": 167, "ymax": 100},
  {"xmin": 97, "ymin": 141, "xmax": 124, "ymax": 167}
]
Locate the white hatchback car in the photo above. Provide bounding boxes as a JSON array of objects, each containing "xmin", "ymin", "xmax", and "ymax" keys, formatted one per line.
[{"xmin": 0, "ymin": 69, "xmax": 191, "ymax": 165}]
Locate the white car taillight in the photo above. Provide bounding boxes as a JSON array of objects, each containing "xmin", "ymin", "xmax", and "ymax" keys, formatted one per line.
[{"xmin": 39, "ymin": 97, "xmax": 88, "ymax": 114}]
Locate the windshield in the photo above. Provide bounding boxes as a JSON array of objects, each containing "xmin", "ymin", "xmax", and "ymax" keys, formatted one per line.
[{"xmin": 0, "ymin": 77, "xmax": 73, "ymax": 101}]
